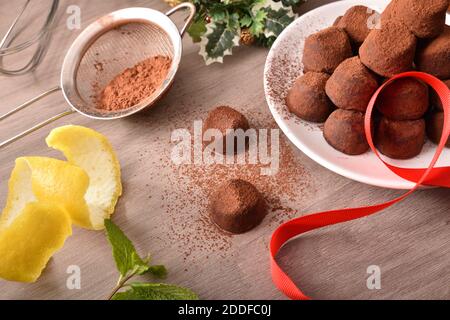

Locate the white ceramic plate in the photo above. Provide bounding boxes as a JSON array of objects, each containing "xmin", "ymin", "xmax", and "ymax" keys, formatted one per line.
[{"xmin": 264, "ymin": 0, "xmax": 450, "ymax": 190}]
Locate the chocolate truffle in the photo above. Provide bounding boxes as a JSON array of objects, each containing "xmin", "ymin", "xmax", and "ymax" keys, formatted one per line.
[
  {"xmin": 377, "ymin": 78, "xmax": 429, "ymax": 120},
  {"xmin": 360, "ymin": 20, "xmax": 416, "ymax": 77},
  {"xmin": 209, "ymin": 179, "xmax": 267, "ymax": 234},
  {"xmin": 416, "ymin": 26, "xmax": 450, "ymax": 80},
  {"xmin": 286, "ymin": 72, "xmax": 334, "ymax": 122},
  {"xmin": 203, "ymin": 106, "xmax": 250, "ymax": 155},
  {"xmin": 324, "ymin": 109, "xmax": 369, "ymax": 155},
  {"xmin": 376, "ymin": 117, "xmax": 426, "ymax": 159},
  {"xmin": 333, "ymin": 16, "xmax": 342, "ymax": 27},
  {"xmin": 337, "ymin": 5, "xmax": 379, "ymax": 46},
  {"xmin": 325, "ymin": 57, "xmax": 379, "ymax": 112},
  {"xmin": 394, "ymin": 0, "xmax": 448, "ymax": 39},
  {"xmin": 431, "ymin": 79, "xmax": 450, "ymax": 111},
  {"xmin": 302, "ymin": 27, "xmax": 353, "ymax": 74},
  {"xmin": 380, "ymin": 0, "xmax": 400, "ymax": 23},
  {"xmin": 426, "ymin": 112, "xmax": 450, "ymax": 147},
  {"xmin": 426, "ymin": 112, "xmax": 450, "ymax": 148}
]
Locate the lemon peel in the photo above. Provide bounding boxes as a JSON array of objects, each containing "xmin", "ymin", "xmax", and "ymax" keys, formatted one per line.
[
  {"xmin": 0, "ymin": 157, "xmax": 90, "ymax": 230},
  {"xmin": 46, "ymin": 125, "xmax": 122, "ymax": 230},
  {"xmin": 0, "ymin": 125, "xmax": 122, "ymax": 283},
  {"xmin": 0, "ymin": 202, "xmax": 72, "ymax": 283}
]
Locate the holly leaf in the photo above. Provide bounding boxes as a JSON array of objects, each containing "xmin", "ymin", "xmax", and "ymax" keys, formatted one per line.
[
  {"xmin": 188, "ymin": 19, "xmax": 207, "ymax": 43},
  {"xmin": 252, "ymin": 0, "xmax": 296, "ymax": 38},
  {"xmin": 199, "ymin": 21, "xmax": 240, "ymax": 65},
  {"xmin": 240, "ymin": 14, "xmax": 253, "ymax": 28},
  {"xmin": 104, "ymin": 219, "xmax": 149, "ymax": 277},
  {"xmin": 256, "ymin": 34, "xmax": 276, "ymax": 48},
  {"xmin": 112, "ymin": 283, "xmax": 199, "ymax": 300},
  {"xmin": 281, "ymin": 0, "xmax": 304, "ymax": 6},
  {"xmin": 210, "ymin": 8, "xmax": 227, "ymax": 22},
  {"xmin": 249, "ymin": 9, "xmax": 267, "ymax": 36}
]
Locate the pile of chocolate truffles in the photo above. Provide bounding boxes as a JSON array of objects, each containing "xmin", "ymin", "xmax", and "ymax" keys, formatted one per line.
[{"xmin": 286, "ymin": 0, "xmax": 450, "ymax": 159}]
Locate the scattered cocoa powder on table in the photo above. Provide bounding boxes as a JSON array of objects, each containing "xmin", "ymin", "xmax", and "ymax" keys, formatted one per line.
[
  {"xmin": 161, "ymin": 114, "xmax": 314, "ymax": 260},
  {"xmin": 96, "ymin": 55, "xmax": 172, "ymax": 111}
]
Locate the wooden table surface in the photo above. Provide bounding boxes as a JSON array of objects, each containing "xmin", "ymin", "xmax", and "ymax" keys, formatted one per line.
[{"xmin": 0, "ymin": 0, "xmax": 449, "ymax": 300}]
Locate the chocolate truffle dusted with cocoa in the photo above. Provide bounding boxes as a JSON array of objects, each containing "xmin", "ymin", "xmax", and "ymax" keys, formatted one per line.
[
  {"xmin": 286, "ymin": 72, "xmax": 334, "ymax": 122},
  {"xmin": 337, "ymin": 5, "xmax": 378, "ymax": 46},
  {"xmin": 302, "ymin": 26, "xmax": 353, "ymax": 74},
  {"xmin": 416, "ymin": 26, "xmax": 450, "ymax": 80},
  {"xmin": 324, "ymin": 109, "xmax": 369, "ymax": 155},
  {"xmin": 426, "ymin": 112, "xmax": 450, "ymax": 147},
  {"xmin": 209, "ymin": 179, "xmax": 267, "ymax": 234},
  {"xmin": 377, "ymin": 78, "xmax": 429, "ymax": 120},
  {"xmin": 376, "ymin": 117, "xmax": 426, "ymax": 159},
  {"xmin": 394, "ymin": 0, "xmax": 448, "ymax": 39},
  {"xmin": 431, "ymin": 79, "xmax": 450, "ymax": 111},
  {"xmin": 333, "ymin": 16, "xmax": 343, "ymax": 27},
  {"xmin": 359, "ymin": 20, "xmax": 416, "ymax": 77},
  {"xmin": 325, "ymin": 57, "xmax": 379, "ymax": 112},
  {"xmin": 380, "ymin": 0, "xmax": 400, "ymax": 23},
  {"xmin": 203, "ymin": 106, "xmax": 250, "ymax": 154}
]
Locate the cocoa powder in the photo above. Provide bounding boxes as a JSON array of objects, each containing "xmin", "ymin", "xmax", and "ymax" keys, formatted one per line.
[
  {"xmin": 162, "ymin": 111, "xmax": 313, "ymax": 260},
  {"xmin": 96, "ymin": 55, "xmax": 172, "ymax": 111}
]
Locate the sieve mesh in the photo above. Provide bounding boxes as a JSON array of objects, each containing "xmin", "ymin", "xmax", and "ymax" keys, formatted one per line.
[{"xmin": 75, "ymin": 22, "xmax": 174, "ymax": 117}]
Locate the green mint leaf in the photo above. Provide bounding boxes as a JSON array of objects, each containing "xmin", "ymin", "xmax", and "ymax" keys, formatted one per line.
[
  {"xmin": 112, "ymin": 283, "xmax": 199, "ymax": 300},
  {"xmin": 147, "ymin": 265, "xmax": 168, "ymax": 279},
  {"xmin": 133, "ymin": 263, "xmax": 151, "ymax": 276},
  {"xmin": 188, "ymin": 19, "xmax": 207, "ymax": 43},
  {"xmin": 199, "ymin": 21, "xmax": 240, "ymax": 65},
  {"xmin": 104, "ymin": 219, "xmax": 148, "ymax": 277}
]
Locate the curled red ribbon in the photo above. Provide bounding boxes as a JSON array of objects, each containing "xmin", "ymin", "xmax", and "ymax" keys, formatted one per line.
[{"xmin": 270, "ymin": 72, "xmax": 450, "ymax": 300}]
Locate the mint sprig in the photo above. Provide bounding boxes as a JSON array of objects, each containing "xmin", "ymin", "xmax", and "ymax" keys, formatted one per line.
[
  {"xmin": 104, "ymin": 219, "xmax": 198, "ymax": 300},
  {"xmin": 111, "ymin": 283, "xmax": 198, "ymax": 301}
]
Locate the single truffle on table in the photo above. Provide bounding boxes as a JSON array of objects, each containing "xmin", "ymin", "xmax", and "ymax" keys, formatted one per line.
[
  {"xmin": 209, "ymin": 179, "xmax": 267, "ymax": 234},
  {"xmin": 302, "ymin": 26, "xmax": 353, "ymax": 74},
  {"xmin": 430, "ymin": 79, "xmax": 450, "ymax": 111},
  {"xmin": 325, "ymin": 57, "xmax": 379, "ymax": 112},
  {"xmin": 393, "ymin": 0, "xmax": 448, "ymax": 39},
  {"xmin": 323, "ymin": 109, "xmax": 369, "ymax": 155},
  {"xmin": 377, "ymin": 78, "xmax": 429, "ymax": 120},
  {"xmin": 426, "ymin": 112, "xmax": 450, "ymax": 147},
  {"xmin": 359, "ymin": 20, "xmax": 416, "ymax": 77},
  {"xmin": 286, "ymin": 72, "xmax": 334, "ymax": 122},
  {"xmin": 416, "ymin": 26, "xmax": 450, "ymax": 80},
  {"xmin": 203, "ymin": 106, "xmax": 250, "ymax": 155},
  {"xmin": 337, "ymin": 5, "xmax": 379, "ymax": 46},
  {"xmin": 376, "ymin": 117, "xmax": 426, "ymax": 159}
]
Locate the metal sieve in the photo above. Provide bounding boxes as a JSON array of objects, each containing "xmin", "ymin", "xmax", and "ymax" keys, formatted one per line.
[{"xmin": 0, "ymin": 3, "xmax": 196, "ymax": 148}]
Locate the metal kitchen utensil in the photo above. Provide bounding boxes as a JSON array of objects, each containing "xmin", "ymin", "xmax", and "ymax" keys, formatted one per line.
[
  {"xmin": 0, "ymin": 2, "xmax": 196, "ymax": 148},
  {"xmin": 0, "ymin": 0, "xmax": 59, "ymax": 76}
]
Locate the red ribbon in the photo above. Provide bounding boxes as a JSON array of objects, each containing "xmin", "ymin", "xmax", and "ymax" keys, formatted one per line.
[{"xmin": 270, "ymin": 72, "xmax": 450, "ymax": 300}]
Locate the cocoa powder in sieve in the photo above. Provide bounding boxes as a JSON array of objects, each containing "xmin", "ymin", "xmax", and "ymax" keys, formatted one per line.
[{"xmin": 96, "ymin": 55, "xmax": 172, "ymax": 111}]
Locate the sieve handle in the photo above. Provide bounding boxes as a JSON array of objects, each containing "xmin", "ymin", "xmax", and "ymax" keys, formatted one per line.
[
  {"xmin": 0, "ymin": 86, "xmax": 72, "ymax": 149},
  {"xmin": 165, "ymin": 2, "xmax": 196, "ymax": 37},
  {"xmin": 0, "ymin": 86, "xmax": 61, "ymax": 121},
  {"xmin": 0, "ymin": 110, "xmax": 75, "ymax": 149}
]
